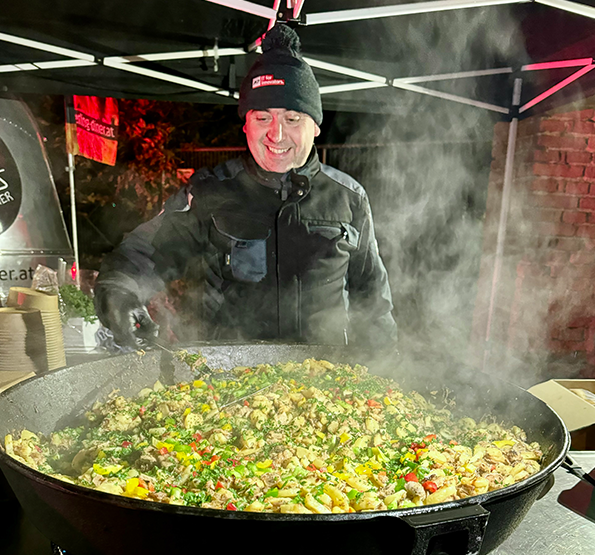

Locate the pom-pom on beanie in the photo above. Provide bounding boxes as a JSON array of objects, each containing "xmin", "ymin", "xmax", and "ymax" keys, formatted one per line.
[{"xmin": 238, "ymin": 24, "xmax": 322, "ymax": 125}]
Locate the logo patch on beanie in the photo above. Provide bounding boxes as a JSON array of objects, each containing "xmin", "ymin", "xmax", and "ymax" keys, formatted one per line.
[{"xmin": 252, "ymin": 74, "xmax": 285, "ymax": 89}]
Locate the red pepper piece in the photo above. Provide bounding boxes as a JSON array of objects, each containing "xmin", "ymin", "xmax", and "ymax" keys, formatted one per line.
[
  {"xmin": 121, "ymin": 441, "xmax": 132, "ymax": 448},
  {"xmin": 159, "ymin": 447, "xmax": 168, "ymax": 456},
  {"xmin": 226, "ymin": 503, "xmax": 237, "ymax": 511},
  {"xmin": 207, "ymin": 384, "xmax": 214, "ymax": 391},
  {"xmin": 423, "ymin": 434, "xmax": 437, "ymax": 443},
  {"xmin": 367, "ymin": 399, "xmax": 382, "ymax": 408},
  {"xmin": 215, "ymin": 481, "xmax": 224, "ymax": 490},
  {"xmin": 243, "ymin": 400, "xmax": 250, "ymax": 406},
  {"xmin": 139, "ymin": 406, "xmax": 146, "ymax": 415},
  {"xmin": 404, "ymin": 472, "xmax": 418, "ymax": 482},
  {"xmin": 192, "ymin": 432, "xmax": 203, "ymax": 441},
  {"xmin": 423, "ymin": 481, "xmax": 438, "ymax": 493}
]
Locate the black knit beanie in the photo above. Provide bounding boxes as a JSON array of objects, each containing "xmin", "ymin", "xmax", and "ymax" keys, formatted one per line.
[{"xmin": 238, "ymin": 24, "xmax": 323, "ymax": 125}]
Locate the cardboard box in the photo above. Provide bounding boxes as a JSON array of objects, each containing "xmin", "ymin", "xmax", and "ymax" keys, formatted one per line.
[
  {"xmin": 528, "ymin": 379, "xmax": 595, "ymax": 450},
  {"xmin": 0, "ymin": 371, "xmax": 35, "ymax": 394}
]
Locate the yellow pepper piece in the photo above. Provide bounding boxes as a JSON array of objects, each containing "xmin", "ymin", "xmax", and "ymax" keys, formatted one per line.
[
  {"xmin": 193, "ymin": 380, "xmax": 206, "ymax": 388},
  {"xmin": 355, "ymin": 464, "xmax": 367, "ymax": 475},
  {"xmin": 401, "ymin": 452, "xmax": 416, "ymax": 462},
  {"xmin": 183, "ymin": 408, "xmax": 192, "ymax": 416},
  {"xmin": 256, "ymin": 459, "xmax": 272, "ymax": 469},
  {"xmin": 339, "ymin": 432, "xmax": 351, "ymax": 444},
  {"xmin": 493, "ymin": 440, "xmax": 515, "ymax": 448},
  {"xmin": 125, "ymin": 477, "xmax": 140, "ymax": 494},
  {"xmin": 316, "ymin": 431, "xmax": 325, "ymax": 439},
  {"xmin": 134, "ymin": 486, "xmax": 150, "ymax": 498},
  {"xmin": 327, "ymin": 465, "xmax": 335, "ymax": 473},
  {"xmin": 416, "ymin": 448, "xmax": 428, "ymax": 459},
  {"xmin": 93, "ymin": 463, "xmax": 123, "ymax": 476},
  {"xmin": 222, "ymin": 423, "xmax": 233, "ymax": 431},
  {"xmin": 383, "ymin": 396, "xmax": 392, "ymax": 406},
  {"xmin": 201, "ymin": 404, "xmax": 211, "ymax": 413},
  {"xmin": 179, "ymin": 384, "xmax": 190, "ymax": 391}
]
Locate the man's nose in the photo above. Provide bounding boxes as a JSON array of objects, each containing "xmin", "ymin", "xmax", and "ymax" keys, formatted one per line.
[{"xmin": 266, "ymin": 120, "xmax": 283, "ymax": 143}]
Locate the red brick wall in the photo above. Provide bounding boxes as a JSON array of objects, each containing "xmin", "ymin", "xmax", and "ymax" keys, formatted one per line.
[{"xmin": 473, "ymin": 108, "xmax": 595, "ymax": 378}]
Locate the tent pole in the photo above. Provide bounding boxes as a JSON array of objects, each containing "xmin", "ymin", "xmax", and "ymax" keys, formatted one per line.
[
  {"xmin": 482, "ymin": 77, "xmax": 522, "ymax": 371},
  {"xmin": 67, "ymin": 152, "xmax": 81, "ymax": 288}
]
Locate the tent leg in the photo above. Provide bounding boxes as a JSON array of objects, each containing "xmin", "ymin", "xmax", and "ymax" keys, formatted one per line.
[
  {"xmin": 482, "ymin": 77, "xmax": 522, "ymax": 371},
  {"xmin": 67, "ymin": 152, "xmax": 80, "ymax": 288}
]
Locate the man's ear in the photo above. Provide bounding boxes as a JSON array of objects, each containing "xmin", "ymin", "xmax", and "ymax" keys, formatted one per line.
[
  {"xmin": 243, "ymin": 122, "xmax": 247, "ymax": 134},
  {"xmin": 314, "ymin": 124, "xmax": 321, "ymax": 138}
]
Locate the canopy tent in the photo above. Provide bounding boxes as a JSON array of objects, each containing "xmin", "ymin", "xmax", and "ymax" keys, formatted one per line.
[
  {"xmin": 3, "ymin": 0, "xmax": 595, "ymax": 368},
  {"xmin": 1, "ymin": 0, "xmax": 595, "ymax": 117}
]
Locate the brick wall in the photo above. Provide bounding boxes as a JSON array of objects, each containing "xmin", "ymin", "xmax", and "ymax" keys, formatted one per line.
[{"xmin": 472, "ymin": 107, "xmax": 595, "ymax": 378}]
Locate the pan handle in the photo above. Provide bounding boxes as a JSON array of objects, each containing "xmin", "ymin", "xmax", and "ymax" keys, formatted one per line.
[
  {"xmin": 562, "ymin": 455, "xmax": 595, "ymax": 488},
  {"xmin": 399, "ymin": 504, "xmax": 490, "ymax": 555}
]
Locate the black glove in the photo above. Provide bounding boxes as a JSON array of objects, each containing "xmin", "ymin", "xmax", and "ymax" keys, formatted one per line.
[{"xmin": 94, "ymin": 289, "xmax": 158, "ymax": 348}]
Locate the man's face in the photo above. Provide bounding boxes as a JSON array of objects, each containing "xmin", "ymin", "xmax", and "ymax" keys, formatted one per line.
[{"xmin": 243, "ymin": 108, "xmax": 321, "ymax": 173}]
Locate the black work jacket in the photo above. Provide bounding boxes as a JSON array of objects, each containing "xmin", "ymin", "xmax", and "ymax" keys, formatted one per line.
[{"xmin": 96, "ymin": 150, "xmax": 397, "ymax": 348}]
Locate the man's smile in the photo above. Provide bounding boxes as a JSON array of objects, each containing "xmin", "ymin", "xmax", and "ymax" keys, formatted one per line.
[{"xmin": 266, "ymin": 146, "xmax": 291, "ymax": 155}]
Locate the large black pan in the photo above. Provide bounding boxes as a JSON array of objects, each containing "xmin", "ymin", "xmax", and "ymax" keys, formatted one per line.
[{"xmin": 0, "ymin": 344, "xmax": 569, "ymax": 555}]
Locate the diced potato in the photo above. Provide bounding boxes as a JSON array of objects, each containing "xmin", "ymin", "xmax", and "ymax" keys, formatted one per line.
[
  {"xmin": 280, "ymin": 503, "xmax": 313, "ymax": 514},
  {"xmin": 424, "ymin": 486, "xmax": 457, "ymax": 505}
]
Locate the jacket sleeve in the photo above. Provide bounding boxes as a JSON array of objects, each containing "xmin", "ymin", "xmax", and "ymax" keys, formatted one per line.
[
  {"xmin": 95, "ymin": 185, "xmax": 204, "ymax": 305},
  {"xmin": 347, "ymin": 191, "xmax": 398, "ymax": 350}
]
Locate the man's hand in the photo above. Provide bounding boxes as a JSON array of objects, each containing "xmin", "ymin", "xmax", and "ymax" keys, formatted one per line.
[{"xmin": 94, "ymin": 289, "xmax": 158, "ymax": 348}]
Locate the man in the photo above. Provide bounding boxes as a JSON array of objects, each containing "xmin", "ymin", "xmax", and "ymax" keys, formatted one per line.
[{"xmin": 94, "ymin": 24, "xmax": 397, "ymax": 351}]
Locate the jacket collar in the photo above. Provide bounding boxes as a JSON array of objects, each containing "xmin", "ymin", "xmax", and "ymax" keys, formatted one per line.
[{"xmin": 242, "ymin": 146, "xmax": 320, "ymax": 189}]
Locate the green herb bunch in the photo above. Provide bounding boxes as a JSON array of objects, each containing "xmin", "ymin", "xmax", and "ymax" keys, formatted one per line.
[{"xmin": 59, "ymin": 285, "xmax": 98, "ymax": 324}]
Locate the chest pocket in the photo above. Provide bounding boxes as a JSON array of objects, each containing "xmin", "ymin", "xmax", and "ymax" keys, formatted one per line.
[
  {"xmin": 305, "ymin": 221, "xmax": 360, "ymax": 250},
  {"xmin": 210, "ymin": 216, "xmax": 270, "ymax": 283}
]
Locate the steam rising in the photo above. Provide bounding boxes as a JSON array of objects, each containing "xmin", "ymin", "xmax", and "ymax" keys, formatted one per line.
[{"xmin": 321, "ymin": 7, "xmax": 534, "ymax": 383}]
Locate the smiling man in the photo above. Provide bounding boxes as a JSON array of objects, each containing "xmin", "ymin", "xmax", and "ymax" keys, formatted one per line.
[
  {"xmin": 243, "ymin": 108, "xmax": 320, "ymax": 174},
  {"xmin": 95, "ymin": 24, "xmax": 398, "ymax": 352}
]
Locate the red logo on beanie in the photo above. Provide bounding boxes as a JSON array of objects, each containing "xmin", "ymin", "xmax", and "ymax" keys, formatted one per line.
[{"xmin": 252, "ymin": 74, "xmax": 285, "ymax": 89}]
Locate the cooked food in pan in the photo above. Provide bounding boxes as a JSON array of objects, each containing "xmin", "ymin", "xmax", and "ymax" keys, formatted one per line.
[{"xmin": 5, "ymin": 358, "xmax": 542, "ymax": 513}]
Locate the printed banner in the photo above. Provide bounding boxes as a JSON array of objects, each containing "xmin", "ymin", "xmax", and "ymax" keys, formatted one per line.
[
  {"xmin": 64, "ymin": 95, "xmax": 119, "ymax": 166},
  {"xmin": 0, "ymin": 136, "xmax": 22, "ymax": 235}
]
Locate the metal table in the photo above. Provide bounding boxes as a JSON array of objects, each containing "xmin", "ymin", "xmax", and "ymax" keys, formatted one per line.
[{"xmin": 1, "ymin": 453, "xmax": 594, "ymax": 555}]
